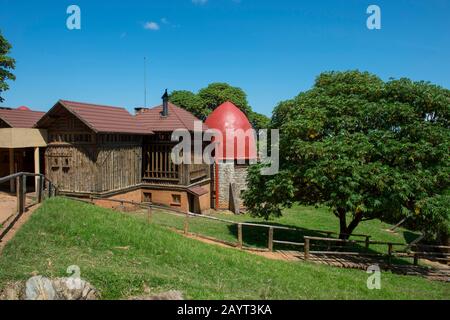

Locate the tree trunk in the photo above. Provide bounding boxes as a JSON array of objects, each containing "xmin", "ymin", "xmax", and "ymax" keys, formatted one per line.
[
  {"xmin": 338, "ymin": 209, "xmax": 363, "ymax": 240},
  {"xmin": 338, "ymin": 209, "xmax": 349, "ymax": 240}
]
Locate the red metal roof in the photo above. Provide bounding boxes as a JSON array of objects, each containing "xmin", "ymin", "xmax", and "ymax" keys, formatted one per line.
[
  {"xmin": 205, "ymin": 101, "xmax": 257, "ymax": 160},
  {"xmin": 135, "ymin": 102, "xmax": 207, "ymax": 132},
  {"xmin": 37, "ymin": 100, "xmax": 153, "ymax": 135},
  {"xmin": 0, "ymin": 108, "xmax": 45, "ymax": 128}
]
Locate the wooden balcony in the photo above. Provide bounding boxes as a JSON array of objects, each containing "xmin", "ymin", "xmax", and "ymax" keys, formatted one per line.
[{"xmin": 142, "ymin": 144, "xmax": 210, "ymax": 186}]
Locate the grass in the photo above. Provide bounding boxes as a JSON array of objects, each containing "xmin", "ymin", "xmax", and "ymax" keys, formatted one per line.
[
  {"xmin": 0, "ymin": 197, "xmax": 448, "ymax": 300},
  {"xmin": 137, "ymin": 205, "xmax": 419, "ymax": 260}
]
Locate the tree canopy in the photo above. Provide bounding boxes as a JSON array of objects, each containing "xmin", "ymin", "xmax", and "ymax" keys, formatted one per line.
[
  {"xmin": 0, "ymin": 31, "xmax": 16, "ymax": 103},
  {"xmin": 244, "ymin": 70, "xmax": 450, "ymax": 240},
  {"xmin": 169, "ymin": 82, "xmax": 270, "ymax": 130}
]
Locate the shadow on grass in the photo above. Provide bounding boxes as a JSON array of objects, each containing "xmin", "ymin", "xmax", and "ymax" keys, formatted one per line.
[
  {"xmin": 403, "ymin": 230, "xmax": 421, "ymax": 244},
  {"xmin": 226, "ymin": 221, "xmax": 413, "ymax": 266}
]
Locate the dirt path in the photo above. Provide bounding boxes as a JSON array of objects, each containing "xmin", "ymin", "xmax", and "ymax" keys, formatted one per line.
[
  {"xmin": 0, "ymin": 192, "xmax": 40, "ymax": 253},
  {"xmin": 0, "ymin": 193, "xmax": 18, "ymax": 227}
]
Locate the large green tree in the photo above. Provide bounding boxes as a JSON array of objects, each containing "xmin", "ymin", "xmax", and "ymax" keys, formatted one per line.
[
  {"xmin": 169, "ymin": 90, "xmax": 209, "ymax": 119},
  {"xmin": 198, "ymin": 82, "xmax": 252, "ymax": 116},
  {"xmin": 169, "ymin": 82, "xmax": 270, "ymax": 129},
  {"xmin": 0, "ymin": 31, "xmax": 16, "ymax": 103},
  {"xmin": 244, "ymin": 71, "xmax": 450, "ymax": 240}
]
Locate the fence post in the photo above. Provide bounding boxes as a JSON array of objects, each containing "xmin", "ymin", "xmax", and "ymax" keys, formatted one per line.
[
  {"xmin": 268, "ymin": 227, "xmax": 274, "ymax": 252},
  {"xmin": 304, "ymin": 238, "xmax": 310, "ymax": 260},
  {"xmin": 237, "ymin": 223, "xmax": 243, "ymax": 248},
  {"xmin": 387, "ymin": 243, "xmax": 393, "ymax": 265},
  {"xmin": 413, "ymin": 254, "xmax": 419, "ymax": 266},
  {"xmin": 48, "ymin": 182, "xmax": 53, "ymax": 199},
  {"xmin": 16, "ymin": 176, "xmax": 25, "ymax": 214},
  {"xmin": 147, "ymin": 206, "xmax": 152, "ymax": 224},
  {"xmin": 184, "ymin": 214, "xmax": 189, "ymax": 234},
  {"xmin": 365, "ymin": 236, "xmax": 370, "ymax": 250},
  {"xmin": 37, "ymin": 176, "xmax": 44, "ymax": 203}
]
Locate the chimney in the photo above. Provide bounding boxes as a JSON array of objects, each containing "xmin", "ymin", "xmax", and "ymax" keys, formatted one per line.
[{"xmin": 161, "ymin": 89, "xmax": 169, "ymax": 117}]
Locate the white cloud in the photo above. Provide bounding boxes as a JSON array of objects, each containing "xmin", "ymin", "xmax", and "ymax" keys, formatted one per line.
[
  {"xmin": 192, "ymin": 0, "xmax": 208, "ymax": 5},
  {"xmin": 144, "ymin": 21, "xmax": 160, "ymax": 31}
]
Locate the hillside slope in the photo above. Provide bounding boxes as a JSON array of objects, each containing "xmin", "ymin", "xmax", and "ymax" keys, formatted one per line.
[{"xmin": 0, "ymin": 198, "xmax": 448, "ymax": 300}]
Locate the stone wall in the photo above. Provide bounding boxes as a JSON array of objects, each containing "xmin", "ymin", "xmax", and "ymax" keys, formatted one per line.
[{"xmin": 216, "ymin": 162, "xmax": 249, "ymax": 211}]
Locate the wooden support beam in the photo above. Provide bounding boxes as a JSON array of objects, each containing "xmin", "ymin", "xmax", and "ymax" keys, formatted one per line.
[
  {"xmin": 34, "ymin": 147, "xmax": 40, "ymax": 194},
  {"xmin": 9, "ymin": 149, "xmax": 15, "ymax": 193}
]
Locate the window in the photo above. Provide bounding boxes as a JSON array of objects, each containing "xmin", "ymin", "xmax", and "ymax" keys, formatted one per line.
[
  {"xmin": 143, "ymin": 192, "xmax": 152, "ymax": 203},
  {"xmin": 171, "ymin": 194, "xmax": 181, "ymax": 206}
]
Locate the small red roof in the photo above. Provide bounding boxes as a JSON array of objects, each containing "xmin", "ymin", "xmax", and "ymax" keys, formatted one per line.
[
  {"xmin": 0, "ymin": 108, "xmax": 45, "ymax": 128},
  {"xmin": 187, "ymin": 186, "xmax": 209, "ymax": 197},
  {"xmin": 36, "ymin": 100, "xmax": 153, "ymax": 135},
  {"xmin": 135, "ymin": 102, "xmax": 207, "ymax": 132},
  {"xmin": 17, "ymin": 106, "xmax": 31, "ymax": 111},
  {"xmin": 205, "ymin": 101, "xmax": 257, "ymax": 160}
]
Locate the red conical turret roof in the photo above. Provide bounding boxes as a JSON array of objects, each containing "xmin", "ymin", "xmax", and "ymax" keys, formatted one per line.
[{"xmin": 205, "ymin": 101, "xmax": 257, "ymax": 160}]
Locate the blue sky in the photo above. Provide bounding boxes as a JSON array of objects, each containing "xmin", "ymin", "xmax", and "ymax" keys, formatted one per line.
[{"xmin": 0, "ymin": 0, "xmax": 449, "ymax": 116}]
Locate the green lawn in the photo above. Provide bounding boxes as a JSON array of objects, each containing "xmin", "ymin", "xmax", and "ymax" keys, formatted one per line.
[{"xmin": 0, "ymin": 197, "xmax": 448, "ymax": 300}]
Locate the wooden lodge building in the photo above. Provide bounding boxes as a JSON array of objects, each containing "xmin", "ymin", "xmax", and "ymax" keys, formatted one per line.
[{"xmin": 0, "ymin": 93, "xmax": 256, "ymax": 214}]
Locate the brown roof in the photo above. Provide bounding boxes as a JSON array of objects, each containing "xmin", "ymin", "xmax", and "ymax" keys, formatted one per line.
[
  {"xmin": 135, "ymin": 102, "xmax": 207, "ymax": 132},
  {"xmin": 187, "ymin": 186, "xmax": 209, "ymax": 197},
  {"xmin": 37, "ymin": 100, "xmax": 153, "ymax": 135},
  {"xmin": 0, "ymin": 109, "xmax": 45, "ymax": 128}
]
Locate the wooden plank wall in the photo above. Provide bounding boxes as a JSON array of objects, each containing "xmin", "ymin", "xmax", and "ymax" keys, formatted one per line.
[
  {"xmin": 45, "ymin": 145, "xmax": 97, "ymax": 192},
  {"xmin": 96, "ymin": 143, "xmax": 142, "ymax": 192}
]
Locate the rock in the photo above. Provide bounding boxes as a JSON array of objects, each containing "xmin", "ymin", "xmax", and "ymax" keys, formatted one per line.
[
  {"xmin": 128, "ymin": 290, "xmax": 184, "ymax": 300},
  {"xmin": 52, "ymin": 277, "xmax": 99, "ymax": 300},
  {"xmin": 0, "ymin": 276, "xmax": 100, "ymax": 300},
  {"xmin": 26, "ymin": 276, "xmax": 56, "ymax": 300}
]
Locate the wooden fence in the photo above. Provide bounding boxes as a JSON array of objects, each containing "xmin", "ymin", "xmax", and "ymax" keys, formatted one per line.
[
  {"xmin": 63, "ymin": 196, "xmax": 450, "ymax": 267},
  {"xmin": 303, "ymin": 236, "xmax": 450, "ymax": 266},
  {"xmin": 67, "ymin": 195, "xmax": 372, "ymax": 250}
]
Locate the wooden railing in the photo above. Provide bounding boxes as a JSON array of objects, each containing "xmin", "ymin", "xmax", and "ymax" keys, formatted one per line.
[
  {"xmin": 0, "ymin": 172, "xmax": 57, "ymax": 241},
  {"xmin": 0, "ymin": 172, "xmax": 58, "ymax": 213},
  {"xmin": 303, "ymin": 236, "xmax": 450, "ymax": 265},
  {"xmin": 61, "ymin": 196, "xmax": 449, "ymax": 267},
  {"xmin": 181, "ymin": 212, "xmax": 372, "ymax": 251}
]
